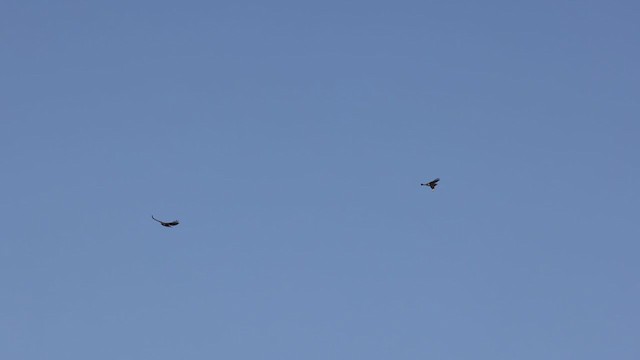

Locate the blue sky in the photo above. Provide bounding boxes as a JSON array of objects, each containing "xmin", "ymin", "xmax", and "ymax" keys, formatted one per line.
[{"xmin": 1, "ymin": 1, "xmax": 639, "ymax": 359}]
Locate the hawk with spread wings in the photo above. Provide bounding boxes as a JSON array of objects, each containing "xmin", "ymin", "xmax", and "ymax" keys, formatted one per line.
[{"xmin": 421, "ymin": 178, "xmax": 440, "ymax": 190}]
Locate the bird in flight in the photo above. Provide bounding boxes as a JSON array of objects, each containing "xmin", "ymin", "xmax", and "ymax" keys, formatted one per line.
[
  {"xmin": 152, "ymin": 215, "xmax": 180, "ymax": 227},
  {"xmin": 421, "ymin": 178, "xmax": 440, "ymax": 190}
]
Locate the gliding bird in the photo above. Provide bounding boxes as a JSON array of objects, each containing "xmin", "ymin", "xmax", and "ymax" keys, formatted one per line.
[{"xmin": 152, "ymin": 215, "xmax": 180, "ymax": 227}]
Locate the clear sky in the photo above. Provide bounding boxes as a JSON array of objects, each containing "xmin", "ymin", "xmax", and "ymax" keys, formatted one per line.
[{"xmin": 1, "ymin": 1, "xmax": 639, "ymax": 359}]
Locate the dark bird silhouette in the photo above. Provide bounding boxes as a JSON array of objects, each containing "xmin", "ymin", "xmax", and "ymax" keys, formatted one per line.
[
  {"xmin": 152, "ymin": 215, "xmax": 180, "ymax": 227},
  {"xmin": 421, "ymin": 178, "xmax": 440, "ymax": 190}
]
